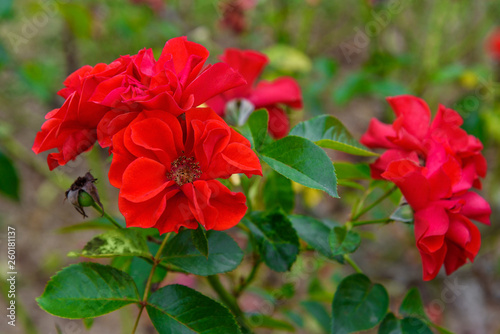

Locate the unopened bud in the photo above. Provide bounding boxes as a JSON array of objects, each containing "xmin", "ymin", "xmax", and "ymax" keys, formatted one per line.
[{"xmin": 65, "ymin": 172, "xmax": 104, "ymax": 218}]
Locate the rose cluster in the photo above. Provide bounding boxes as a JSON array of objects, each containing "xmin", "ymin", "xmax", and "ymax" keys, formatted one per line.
[
  {"xmin": 32, "ymin": 37, "xmax": 308, "ymax": 233},
  {"xmin": 361, "ymin": 95, "xmax": 491, "ymax": 280}
]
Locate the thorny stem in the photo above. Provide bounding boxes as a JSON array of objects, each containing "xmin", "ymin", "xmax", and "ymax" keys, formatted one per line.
[
  {"xmin": 351, "ymin": 186, "xmax": 398, "ymax": 221},
  {"xmin": 131, "ymin": 233, "xmax": 171, "ymax": 334},
  {"xmin": 91, "ymin": 202, "xmax": 123, "ymax": 229}
]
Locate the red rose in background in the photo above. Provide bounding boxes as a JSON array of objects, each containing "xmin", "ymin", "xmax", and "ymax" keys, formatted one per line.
[
  {"xmin": 108, "ymin": 108, "xmax": 262, "ymax": 233},
  {"xmin": 382, "ymin": 150, "xmax": 491, "ymax": 280},
  {"xmin": 219, "ymin": 0, "xmax": 257, "ymax": 34},
  {"xmin": 486, "ymin": 28, "xmax": 500, "ymax": 62},
  {"xmin": 360, "ymin": 95, "xmax": 486, "ymax": 189},
  {"xmin": 33, "ymin": 37, "xmax": 246, "ymax": 170},
  {"xmin": 206, "ymin": 48, "xmax": 302, "ymax": 138}
]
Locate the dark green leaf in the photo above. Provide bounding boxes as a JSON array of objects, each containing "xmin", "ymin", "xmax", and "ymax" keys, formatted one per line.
[
  {"xmin": 246, "ymin": 108, "xmax": 269, "ymax": 151},
  {"xmin": 289, "ymin": 215, "xmax": 342, "ymax": 262},
  {"xmin": 192, "ymin": 223, "xmax": 209, "ymax": 258},
  {"xmin": 162, "ymin": 230, "xmax": 243, "ymax": 276},
  {"xmin": 248, "ymin": 314, "xmax": 296, "ymax": 332},
  {"xmin": 146, "ymin": 284, "xmax": 242, "ymax": 334},
  {"xmin": 0, "ymin": 151, "xmax": 19, "ymax": 200},
  {"xmin": 284, "ymin": 310, "xmax": 304, "ymax": 328},
  {"xmin": 245, "ymin": 211, "xmax": 299, "ymax": 272},
  {"xmin": 301, "ymin": 301, "xmax": 330, "ymax": 333},
  {"xmin": 68, "ymin": 228, "xmax": 150, "ymax": 258},
  {"xmin": 37, "ymin": 263, "xmax": 140, "ymax": 318},
  {"xmin": 328, "ymin": 227, "xmax": 361, "ymax": 256},
  {"xmin": 263, "ymin": 170, "xmax": 295, "ymax": 213},
  {"xmin": 331, "ymin": 273, "xmax": 389, "ymax": 334},
  {"xmin": 378, "ymin": 313, "xmax": 433, "ymax": 334},
  {"xmin": 259, "ymin": 136, "xmax": 338, "ymax": 198},
  {"xmin": 399, "ymin": 288, "xmax": 429, "ymax": 321},
  {"xmin": 290, "ymin": 115, "xmax": 377, "ymax": 157}
]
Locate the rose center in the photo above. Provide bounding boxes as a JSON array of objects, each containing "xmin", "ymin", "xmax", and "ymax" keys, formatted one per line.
[{"xmin": 167, "ymin": 156, "xmax": 202, "ymax": 186}]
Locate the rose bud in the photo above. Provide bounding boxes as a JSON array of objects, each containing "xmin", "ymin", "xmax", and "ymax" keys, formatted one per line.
[{"xmin": 65, "ymin": 172, "xmax": 104, "ymax": 218}]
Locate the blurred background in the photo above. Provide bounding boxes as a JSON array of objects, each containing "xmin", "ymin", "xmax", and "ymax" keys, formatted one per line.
[{"xmin": 0, "ymin": 0, "xmax": 500, "ymax": 333}]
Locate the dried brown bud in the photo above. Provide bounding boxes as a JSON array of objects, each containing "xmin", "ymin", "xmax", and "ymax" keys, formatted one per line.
[{"xmin": 65, "ymin": 172, "xmax": 104, "ymax": 218}]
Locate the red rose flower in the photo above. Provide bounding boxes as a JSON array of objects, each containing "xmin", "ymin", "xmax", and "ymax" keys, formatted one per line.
[
  {"xmin": 219, "ymin": 0, "xmax": 257, "ymax": 34},
  {"xmin": 33, "ymin": 37, "xmax": 246, "ymax": 170},
  {"xmin": 206, "ymin": 48, "xmax": 303, "ymax": 138},
  {"xmin": 361, "ymin": 95, "xmax": 486, "ymax": 189},
  {"xmin": 108, "ymin": 108, "xmax": 262, "ymax": 234},
  {"xmin": 382, "ymin": 147, "xmax": 491, "ymax": 280}
]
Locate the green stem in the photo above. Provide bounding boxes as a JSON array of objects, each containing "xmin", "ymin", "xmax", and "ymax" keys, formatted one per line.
[
  {"xmin": 91, "ymin": 202, "xmax": 122, "ymax": 229},
  {"xmin": 131, "ymin": 233, "xmax": 171, "ymax": 334},
  {"xmin": 235, "ymin": 258, "xmax": 261, "ymax": 297},
  {"xmin": 352, "ymin": 186, "xmax": 397, "ymax": 221},
  {"xmin": 206, "ymin": 275, "xmax": 251, "ymax": 333},
  {"xmin": 351, "ymin": 218, "xmax": 393, "ymax": 227},
  {"xmin": 344, "ymin": 255, "xmax": 363, "ymax": 274}
]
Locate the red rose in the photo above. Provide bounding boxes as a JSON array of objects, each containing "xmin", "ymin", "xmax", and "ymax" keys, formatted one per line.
[
  {"xmin": 206, "ymin": 48, "xmax": 302, "ymax": 138},
  {"xmin": 33, "ymin": 37, "xmax": 246, "ymax": 170},
  {"xmin": 361, "ymin": 95, "xmax": 486, "ymax": 188},
  {"xmin": 382, "ymin": 150, "xmax": 491, "ymax": 280},
  {"xmin": 108, "ymin": 108, "xmax": 262, "ymax": 233},
  {"xmin": 32, "ymin": 56, "xmax": 134, "ymax": 170}
]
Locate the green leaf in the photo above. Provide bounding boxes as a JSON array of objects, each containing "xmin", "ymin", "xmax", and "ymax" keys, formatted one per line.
[
  {"xmin": 328, "ymin": 227, "xmax": 361, "ymax": 256},
  {"xmin": 378, "ymin": 313, "xmax": 433, "ymax": 334},
  {"xmin": 37, "ymin": 263, "xmax": 140, "ymax": 318},
  {"xmin": 290, "ymin": 115, "xmax": 377, "ymax": 157},
  {"xmin": 245, "ymin": 108, "xmax": 269, "ymax": 151},
  {"xmin": 399, "ymin": 288, "xmax": 429, "ymax": 321},
  {"xmin": 331, "ymin": 273, "xmax": 389, "ymax": 334},
  {"xmin": 334, "ymin": 162, "xmax": 371, "ymax": 180},
  {"xmin": 162, "ymin": 230, "xmax": 243, "ymax": 276},
  {"xmin": 263, "ymin": 170, "xmax": 295, "ymax": 213},
  {"xmin": 191, "ymin": 223, "xmax": 209, "ymax": 258},
  {"xmin": 245, "ymin": 211, "xmax": 299, "ymax": 272},
  {"xmin": 146, "ymin": 284, "xmax": 242, "ymax": 334},
  {"xmin": 68, "ymin": 228, "xmax": 150, "ymax": 258},
  {"xmin": 301, "ymin": 301, "xmax": 330, "ymax": 333},
  {"xmin": 0, "ymin": 151, "xmax": 20, "ymax": 200},
  {"xmin": 289, "ymin": 215, "xmax": 340, "ymax": 261},
  {"xmin": 248, "ymin": 314, "xmax": 296, "ymax": 332},
  {"xmin": 259, "ymin": 136, "xmax": 338, "ymax": 198}
]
